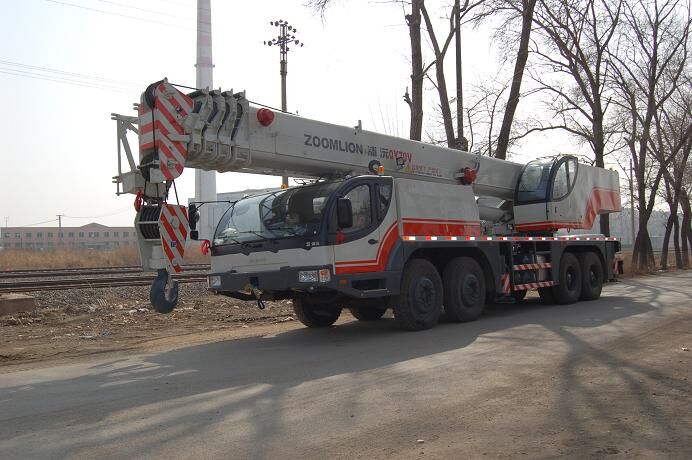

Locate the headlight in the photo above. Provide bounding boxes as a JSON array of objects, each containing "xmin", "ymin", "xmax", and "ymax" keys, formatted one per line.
[
  {"xmin": 208, "ymin": 275, "xmax": 222, "ymax": 288},
  {"xmin": 319, "ymin": 269, "xmax": 331, "ymax": 283},
  {"xmin": 298, "ymin": 270, "xmax": 319, "ymax": 283}
]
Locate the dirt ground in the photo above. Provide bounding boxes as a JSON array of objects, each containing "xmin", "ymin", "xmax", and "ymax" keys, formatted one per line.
[{"xmin": 0, "ymin": 282, "xmax": 302, "ymax": 365}]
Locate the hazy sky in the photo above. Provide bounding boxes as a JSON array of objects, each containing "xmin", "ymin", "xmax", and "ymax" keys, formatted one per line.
[{"xmin": 0, "ymin": 0, "xmax": 575, "ymax": 228}]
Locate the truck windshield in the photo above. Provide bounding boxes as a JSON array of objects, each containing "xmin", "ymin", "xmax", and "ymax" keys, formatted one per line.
[{"xmin": 213, "ymin": 181, "xmax": 342, "ymax": 246}]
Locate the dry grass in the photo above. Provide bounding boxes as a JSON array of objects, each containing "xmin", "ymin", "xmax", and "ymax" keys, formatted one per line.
[
  {"xmin": 0, "ymin": 243, "xmax": 209, "ymax": 270},
  {"xmin": 0, "ymin": 248, "xmax": 140, "ymax": 270}
]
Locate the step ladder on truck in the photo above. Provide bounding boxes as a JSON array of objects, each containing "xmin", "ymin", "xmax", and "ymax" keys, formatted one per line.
[{"xmin": 112, "ymin": 79, "xmax": 622, "ymax": 331}]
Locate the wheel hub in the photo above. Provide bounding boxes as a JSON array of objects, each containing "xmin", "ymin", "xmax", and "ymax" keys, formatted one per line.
[
  {"xmin": 462, "ymin": 274, "xmax": 480, "ymax": 306},
  {"xmin": 413, "ymin": 277, "xmax": 435, "ymax": 314}
]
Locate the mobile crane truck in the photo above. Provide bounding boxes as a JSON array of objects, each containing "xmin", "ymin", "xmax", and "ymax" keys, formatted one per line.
[{"xmin": 112, "ymin": 79, "xmax": 621, "ymax": 331}]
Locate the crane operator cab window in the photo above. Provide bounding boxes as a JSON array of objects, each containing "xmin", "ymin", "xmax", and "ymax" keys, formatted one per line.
[
  {"xmin": 550, "ymin": 157, "xmax": 578, "ymax": 201},
  {"xmin": 515, "ymin": 156, "xmax": 579, "ymax": 205}
]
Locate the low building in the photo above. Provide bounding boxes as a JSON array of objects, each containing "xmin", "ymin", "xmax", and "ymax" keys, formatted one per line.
[{"xmin": 0, "ymin": 223, "xmax": 138, "ymax": 250}]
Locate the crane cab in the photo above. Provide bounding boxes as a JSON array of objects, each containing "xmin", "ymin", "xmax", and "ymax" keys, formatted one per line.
[{"xmin": 513, "ymin": 156, "xmax": 621, "ymax": 233}]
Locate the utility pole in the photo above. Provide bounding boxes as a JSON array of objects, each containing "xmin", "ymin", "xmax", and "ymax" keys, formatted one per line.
[
  {"xmin": 265, "ymin": 20, "xmax": 303, "ymax": 187},
  {"xmin": 57, "ymin": 214, "xmax": 64, "ymax": 243}
]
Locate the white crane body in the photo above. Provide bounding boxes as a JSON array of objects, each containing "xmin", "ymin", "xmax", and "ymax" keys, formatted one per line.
[{"xmin": 113, "ymin": 79, "xmax": 622, "ymax": 329}]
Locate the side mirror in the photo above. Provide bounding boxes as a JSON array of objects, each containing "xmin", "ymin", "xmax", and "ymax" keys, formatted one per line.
[
  {"xmin": 336, "ymin": 197, "xmax": 353, "ymax": 229},
  {"xmin": 189, "ymin": 204, "xmax": 199, "ymax": 240}
]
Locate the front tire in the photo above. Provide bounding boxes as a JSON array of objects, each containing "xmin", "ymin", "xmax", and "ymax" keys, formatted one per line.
[
  {"xmin": 393, "ymin": 259, "xmax": 443, "ymax": 331},
  {"xmin": 551, "ymin": 252, "xmax": 582, "ymax": 304},
  {"xmin": 293, "ymin": 296, "xmax": 341, "ymax": 328},
  {"xmin": 579, "ymin": 252, "xmax": 604, "ymax": 300},
  {"xmin": 443, "ymin": 257, "xmax": 486, "ymax": 322}
]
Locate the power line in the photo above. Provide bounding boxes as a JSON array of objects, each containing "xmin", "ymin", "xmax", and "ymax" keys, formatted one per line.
[
  {"xmin": 44, "ymin": 0, "xmax": 195, "ymax": 31},
  {"xmin": 13, "ymin": 219, "xmax": 60, "ymax": 228},
  {"xmin": 0, "ymin": 59, "xmax": 139, "ymax": 88},
  {"xmin": 86, "ymin": 0, "xmax": 190, "ymax": 21},
  {"xmin": 63, "ymin": 207, "xmax": 133, "ymax": 219},
  {"xmin": 0, "ymin": 68, "xmax": 133, "ymax": 94}
]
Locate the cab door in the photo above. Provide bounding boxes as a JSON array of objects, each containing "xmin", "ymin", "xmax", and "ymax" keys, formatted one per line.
[
  {"xmin": 332, "ymin": 178, "xmax": 393, "ymax": 275},
  {"xmin": 546, "ymin": 157, "xmax": 581, "ymax": 227}
]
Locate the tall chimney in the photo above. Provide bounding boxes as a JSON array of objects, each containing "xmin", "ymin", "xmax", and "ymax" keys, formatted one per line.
[{"xmin": 195, "ymin": 0, "xmax": 217, "ymax": 240}]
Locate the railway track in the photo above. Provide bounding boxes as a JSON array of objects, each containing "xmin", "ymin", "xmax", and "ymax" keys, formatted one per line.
[
  {"xmin": 0, "ymin": 264, "xmax": 211, "ymax": 293},
  {"xmin": 0, "ymin": 264, "xmax": 210, "ymax": 279},
  {"xmin": 0, "ymin": 272, "xmax": 208, "ymax": 293}
]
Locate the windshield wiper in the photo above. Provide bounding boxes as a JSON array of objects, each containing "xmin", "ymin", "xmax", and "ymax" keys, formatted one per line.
[
  {"xmin": 268, "ymin": 226, "xmax": 301, "ymax": 236},
  {"xmin": 236, "ymin": 230, "xmax": 275, "ymax": 242}
]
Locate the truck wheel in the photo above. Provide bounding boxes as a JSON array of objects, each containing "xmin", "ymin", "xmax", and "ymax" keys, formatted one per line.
[
  {"xmin": 579, "ymin": 252, "xmax": 603, "ymax": 300},
  {"xmin": 293, "ymin": 296, "xmax": 341, "ymax": 328},
  {"xmin": 349, "ymin": 306, "xmax": 387, "ymax": 321},
  {"xmin": 393, "ymin": 259, "xmax": 443, "ymax": 331},
  {"xmin": 443, "ymin": 257, "xmax": 486, "ymax": 322},
  {"xmin": 551, "ymin": 252, "xmax": 582, "ymax": 304},
  {"xmin": 150, "ymin": 269, "xmax": 178, "ymax": 314}
]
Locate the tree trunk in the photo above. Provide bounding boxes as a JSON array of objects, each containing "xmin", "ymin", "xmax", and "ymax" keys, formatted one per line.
[
  {"xmin": 673, "ymin": 214, "xmax": 683, "ymax": 269},
  {"xmin": 660, "ymin": 213, "xmax": 673, "ymax": 270},
  {"xmin": 454, "ymin": 0, "xmax": 467, "ymax": 151},
  {"xmin": 681, "ymin": 190, "xmax": 692, "ymax": 269},
  {"xmin": 494, "ymin": 0, "xmax": 536, "ymax": 160},
  {"xmin": 682, "ymin": 210, "xmax": 690, "ymax": 269},
  {"xmin": 420, "ymin": 2, "xmax": 457, "ymax": 149},
  {"xmin": 407, "ymin": 0, "xmax": 424, "ymax": 141}
]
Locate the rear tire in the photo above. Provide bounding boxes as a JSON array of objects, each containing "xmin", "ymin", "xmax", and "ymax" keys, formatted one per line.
[
  {"xmin": 393, "ymin": 259, "xmax": 443, "ymax": 331},
  {"xmin": 443, "ymin": 257, "xmax": 486, "ymax": 322},
  {"xmin": 293, "ymin": 296, "xmax": 341, "ymax": 328},
  {"xmin": 579, "ymin": 252, "xmax": 603, "ymax": 300},
  {"xmin": 551, "ymin": 252, "xmax": 582, "ymax": 304},
  {"xmin": 349, "ymin": 306, "xmax": 387, "ymax": 321}
]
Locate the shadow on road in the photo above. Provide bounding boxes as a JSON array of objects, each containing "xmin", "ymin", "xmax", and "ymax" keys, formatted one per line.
[{"xmin": 1, "ymin": 273, "xmax": 690, "ymax": 458}]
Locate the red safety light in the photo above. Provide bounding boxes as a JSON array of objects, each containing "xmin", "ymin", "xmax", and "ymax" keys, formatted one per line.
[
  {"xmin": 134, "ymin": 191, "xmax": 144, "ymax": 212},
  {"xmin": 460, "ymin": 167, "xmax": 477, "ymax": 185},
  {"xmin": 257, "ymin": 108, "xmax": 275, "ymax": 126},
  {"xmin": 201, "ymin": 239, "xmax": 211, "ymax": 255}
]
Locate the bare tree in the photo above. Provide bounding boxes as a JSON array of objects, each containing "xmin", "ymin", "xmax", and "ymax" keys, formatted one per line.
[
  {"xmin": 309, "ymin": 0, "xmax": 427, "ymax": 141},
  {"xmin": 654, "ymin": 81, "xmax": 692, "ymax": 268},
  {"xmin": 610, "ymin": 0, "xmax": 691, "ymax": 272},
  {"xmin": 418, "ymin": 1, "xmax": 485, "ymax": 149},
  {"xmin": 404, "ymin": 0, "xmax": 425, "ymax": 140},
  {"xmin": 488, "ymin": 0, "xmax": 538, "ymax": 160}
]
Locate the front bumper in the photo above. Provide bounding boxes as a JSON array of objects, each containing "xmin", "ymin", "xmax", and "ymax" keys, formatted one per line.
[
  {"xmin": 208, "ymin": 265, "xmax": 337, "ymax": 297},
  {"xmin": 208, "ymin": 266, "xmax": 401, "ymax": 300}
]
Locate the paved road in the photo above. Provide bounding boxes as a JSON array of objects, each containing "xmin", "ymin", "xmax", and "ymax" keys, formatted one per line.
[{"xmin": 1, "ymin": 273, "xmax": 691, "ymax": 459}]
